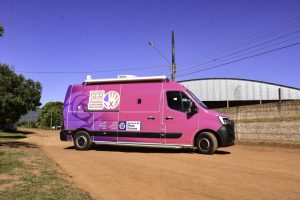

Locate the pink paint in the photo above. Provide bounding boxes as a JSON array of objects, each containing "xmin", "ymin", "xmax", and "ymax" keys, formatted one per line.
[{"xmin": 61, "ymin": 77, "xmax": 235, "ymax": 152}]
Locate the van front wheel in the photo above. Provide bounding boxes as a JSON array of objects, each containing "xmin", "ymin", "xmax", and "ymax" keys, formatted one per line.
[
  {"xmin": 74, "ymin": 131, "xmax": 92, "ymax": 150},
  {"xmin": 195, "ymin": 132, "xmax": 218, "ymax": 154}
]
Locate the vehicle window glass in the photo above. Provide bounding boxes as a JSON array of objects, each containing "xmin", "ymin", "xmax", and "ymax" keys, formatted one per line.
[
  {"xmin": 187, "ymin": 90, "xmax": 208, "ymax": 109},
  {"xmin": 181, "ymin": 92, "xmax": 191, "ymax": 112},
  {"xmin": 166, "ymin": 91, "xmax": 182, "ymax": 111}
]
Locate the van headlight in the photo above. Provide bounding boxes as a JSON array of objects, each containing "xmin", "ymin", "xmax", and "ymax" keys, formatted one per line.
[{"xmin": 218, "ymin": 116, "xmax": 231, "ymax": 125}]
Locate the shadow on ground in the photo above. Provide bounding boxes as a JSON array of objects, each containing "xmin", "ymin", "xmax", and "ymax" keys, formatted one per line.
[
  {"xmin": 0, "ymin": 141, "xmax": 37, "ymax": 148},
  {"xmin": 215, "ymin": 150, "xmax": 231, "ymax": 155},
  {"xmin": 15, "ymin": 130, "xmax": 35, "ymax": 135},
  {"xmin": 0, "ymin": 135, "xmax": 26, "ymax": 139},
  {"xmin": 65, "ymin": 145, "xmax": 231, "ymax": 155}
]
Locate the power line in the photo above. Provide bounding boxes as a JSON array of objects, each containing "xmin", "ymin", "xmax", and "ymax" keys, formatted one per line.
[
  {"xmin": 177, "ymin": 24, "xmax": 300, "ymax": 72},
  {"xmin": 176, "ymin": 16, "xmax": 300, "ymax": 68},
  {"xmin": 177, "ymin": 36, "xmax": 300, "ymax": 76},
  {"xmin": 176, "ymin": 30, "xmax": 300, "ymax": 75},
  {"xmin": 177, "ymin": 42, "xmax": 300, "ymax": 78}
]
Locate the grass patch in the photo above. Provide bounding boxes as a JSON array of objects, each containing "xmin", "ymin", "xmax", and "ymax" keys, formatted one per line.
[
  {"xmin": 0, "ymin": 131, "xmax": 26, "ymax": 140},
  {"xmin": 0, "ymin": 151, "xmax": 25, "ymax": 174},
  {"xmin": 0, "ymin": 179, "xmax": 13, "ymax": 185},
  {"xmin": 0, "ymin": 146, "xmax": 92, "ymax": 200}
]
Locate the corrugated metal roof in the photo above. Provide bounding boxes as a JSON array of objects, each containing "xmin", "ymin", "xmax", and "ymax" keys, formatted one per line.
[{"xmin": 180, "ymin": 78, "xmax": 300, "ymax": 101}]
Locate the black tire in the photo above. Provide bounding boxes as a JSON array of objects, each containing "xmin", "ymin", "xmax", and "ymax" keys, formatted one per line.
[
  {"xmin": 195, "ymin": 132, "xmax": 218, "ymax": 154},
  {"xmin": 74, "ymin": 131, "xmax": 92, "ymax": 150}
]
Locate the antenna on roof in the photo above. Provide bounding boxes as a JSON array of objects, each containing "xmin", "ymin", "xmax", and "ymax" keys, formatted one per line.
[
  {"xmin": 86, "ymin": 75, "xmax": 93, "ymax": 80},
  {"xmin": 118, "ymin": 75, "xmax": 137, "ymax": 79}
]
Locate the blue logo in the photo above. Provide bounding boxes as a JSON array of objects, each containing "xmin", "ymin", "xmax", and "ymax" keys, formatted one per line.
[{"xmin": 118, "ymin": 121, "xmax": 126, "ymax": 130}]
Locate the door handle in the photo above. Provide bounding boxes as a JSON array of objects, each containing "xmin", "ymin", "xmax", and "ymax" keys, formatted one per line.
[
  {"xmin": 165, "ymin": 116, "xmax": 174, "ymax": 120},
  {"xmin": 147, "ymin": 116, "xmax": 156, "ymax": 120}
]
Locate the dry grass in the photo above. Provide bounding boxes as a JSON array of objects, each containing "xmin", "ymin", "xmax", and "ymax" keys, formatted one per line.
[{"xmin": 0, "ymin": 142, "xmax": 93, "ymax": 200}]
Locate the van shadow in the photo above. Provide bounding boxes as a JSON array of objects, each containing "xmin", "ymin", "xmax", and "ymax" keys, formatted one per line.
[
  {"xmin": 215, "ymin": 150, "xmax": 231, "ymax": 155},
  {"xmin": 65, "ymin": 145, "xmax": 194, "ymax": 154},
  {"xmin": 65, "ymin": 145, "xmax": 231, "ymax": 155}
]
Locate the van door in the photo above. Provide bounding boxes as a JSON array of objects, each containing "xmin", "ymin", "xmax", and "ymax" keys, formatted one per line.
[
  {"xmin": 92, "ymin": 84, "xmax": 121, "ymax": 142},
  {"xmin": 163, "ymin": 91, "xmax": 199, "ymax": 146},
  {"xmin": 118, "ymin": 82, "xmax": 163, "ymax": 144}
]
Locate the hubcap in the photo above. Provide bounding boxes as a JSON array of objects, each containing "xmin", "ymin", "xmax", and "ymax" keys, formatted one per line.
[
  {"xmin": 199, "ymin": 138, "xmax": 210, "ymax": 150},
  {"xmin": 77, "ymin": 135, "xmax": 87, "ymax": 147}
]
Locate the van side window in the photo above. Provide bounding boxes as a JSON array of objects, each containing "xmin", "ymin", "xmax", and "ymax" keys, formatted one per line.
[
  {"xmin": 167, "ymin": 91, "xmax": 193, "ymax": 112},
  {"xmin": 167, "ymin": 91, "xmax": 182, "ymax": 111}
]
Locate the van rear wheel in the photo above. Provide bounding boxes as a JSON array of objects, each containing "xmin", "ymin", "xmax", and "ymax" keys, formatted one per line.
[
  {"xmin": 195, "ymin": 132, "xmax": 218, "ymax": 154},
  {"xmin": 74, "ymin": 131, "xmax": 92, "ymax": 150}
]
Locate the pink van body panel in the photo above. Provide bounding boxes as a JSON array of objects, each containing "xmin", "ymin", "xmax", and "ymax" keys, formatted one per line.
[{"xmin": 61, "ymin": 79, "xmax": 235, "ymax": 148}]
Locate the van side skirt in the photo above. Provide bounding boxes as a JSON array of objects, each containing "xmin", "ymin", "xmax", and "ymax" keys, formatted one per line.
[
  {"xmin": 91, "ymin": 131, "xmax": 182, "ymax": 139},
  {"xmin": 93, "ymin": 141, "xmax": 193, "ymax": 149},
  {"xmin": 61, "ymin": 130, "xmax": 182, "ymax": 140}
]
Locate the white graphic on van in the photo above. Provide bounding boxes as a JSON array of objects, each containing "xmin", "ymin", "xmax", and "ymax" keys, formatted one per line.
[
  {"xmin": 103, "ymin": 91, "xmax": 120, "ymax": 109},
  {"xmin": 88, "ymin": 90, "xmax": 120, "ymax": 110},
  {"xmin": 118, "ymin": 121, "xmax": 141, "ymax": 131}
]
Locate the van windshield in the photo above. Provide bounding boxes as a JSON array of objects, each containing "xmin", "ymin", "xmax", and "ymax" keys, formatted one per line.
[{"xmin": 187, "ymin": 90, "xmax": 209, "ymax": 109}]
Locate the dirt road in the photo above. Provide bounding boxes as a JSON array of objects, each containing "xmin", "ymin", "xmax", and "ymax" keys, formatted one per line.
[{"xmin": 22, "ymin": 129, "xmax": 300, "ymax": 200}]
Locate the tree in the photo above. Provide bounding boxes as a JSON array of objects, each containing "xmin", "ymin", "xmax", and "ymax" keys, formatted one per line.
[
  {"xmin": 0, "ymin": 24, "xmax": 4, "ymax": 37},
  {"xmin": 37, "ymin": 102, "xmax": 63, "ymax": 129},
  {"xmin": 0, "ymin": 64, "xmax": 42, "ymax": 129}
]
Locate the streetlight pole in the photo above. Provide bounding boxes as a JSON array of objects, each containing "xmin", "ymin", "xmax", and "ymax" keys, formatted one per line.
[
  {"xmin": 148, "ymin": 41, "xmax": 171, "ymax": 67},
  {"xmin": 148, "ymin": 31, "xmax": 176, "ymax": 80}
]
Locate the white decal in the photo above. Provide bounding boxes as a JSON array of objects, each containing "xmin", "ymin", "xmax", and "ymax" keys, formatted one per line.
[
  {"xmin": 126, "ymin": 121, "xmax": 141, "ymax": 131},
  {"xmin": 88, "ymin": 90, "xmax": 120, "ymax": 110},
  {"xmin": 103, "ymin": 91, "xmax": 120, "ymax": 109},
  {"xmin": 88, "ymin": 90, "xmax": 105, "ymax": 110}
]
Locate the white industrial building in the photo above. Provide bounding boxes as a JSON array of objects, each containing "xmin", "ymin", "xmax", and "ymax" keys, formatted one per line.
[{"xmin": 180, "ymin": 78, "xmax": 300, "ymax": 108}]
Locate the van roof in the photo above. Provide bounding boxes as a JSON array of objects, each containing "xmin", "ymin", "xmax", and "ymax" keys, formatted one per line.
[{"xmin": 84, "ymin": 75, "xmax": 167, "ymax": 84}]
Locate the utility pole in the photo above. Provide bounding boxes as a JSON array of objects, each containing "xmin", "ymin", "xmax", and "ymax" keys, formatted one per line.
[{"xmin": 171, "ymin": 31, "xmax": 176, "ymax": 81}]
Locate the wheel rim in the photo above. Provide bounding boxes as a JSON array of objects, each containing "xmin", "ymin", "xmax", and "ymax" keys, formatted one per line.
[
  {"xmin": 77, "ymin": 135, "xmax": 87, "ymax": 147},
  {"xmin": 199, "ymin": 138, "xmax": 210, "ymax": 151}
]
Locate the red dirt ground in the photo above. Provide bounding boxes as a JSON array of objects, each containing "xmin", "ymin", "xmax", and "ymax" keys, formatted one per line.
[{"xmin": 21, "ymin": 129, "xmax": 300, "ymax": 200}]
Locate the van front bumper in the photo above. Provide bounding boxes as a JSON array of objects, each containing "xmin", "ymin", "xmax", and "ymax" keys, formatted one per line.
[{"xmin": 217, "ymin": 122, "xmax": 235, "ymax": 147}]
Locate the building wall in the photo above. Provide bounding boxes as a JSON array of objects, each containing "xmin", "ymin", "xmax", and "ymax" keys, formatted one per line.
[
  {"xmin": 181, "ymin": 79, "xmax": 300, "ymax": 101},
  {"xmin": 216, "ymin": 101, "xmax": 300, "ymax": 146}
]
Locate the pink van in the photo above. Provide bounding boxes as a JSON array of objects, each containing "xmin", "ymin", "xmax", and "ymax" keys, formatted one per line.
[{"xmin": 60, "ymin": 75, "xmax": 235, "ymax": 154}]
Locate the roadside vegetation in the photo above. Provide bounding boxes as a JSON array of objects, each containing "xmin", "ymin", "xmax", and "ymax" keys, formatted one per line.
[
  {"xmin": 0, "ymin": 143, "xmax": 92, "ymax": 200},
  {"xmin": 0, "ymin": 64, "xmax": 42, "ymax": 131},
  {"xmin": 37, "ymin": 101, "xmax": 63, "ymax": 129}
]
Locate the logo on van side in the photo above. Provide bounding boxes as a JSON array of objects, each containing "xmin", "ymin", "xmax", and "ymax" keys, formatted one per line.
[{"xmin": 88, "ymin": 90, "xmax": 120, "ymax": 110}]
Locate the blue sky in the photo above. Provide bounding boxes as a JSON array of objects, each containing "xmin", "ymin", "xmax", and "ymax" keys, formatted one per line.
[{"xmin": 0, "ymin": 0, "xmax": 300, "ymax": 105}]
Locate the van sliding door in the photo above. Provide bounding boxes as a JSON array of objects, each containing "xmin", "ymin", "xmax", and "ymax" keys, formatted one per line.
[{"xmin": 118, "ymin": 82, "xmax": 164, "ymax": 144}]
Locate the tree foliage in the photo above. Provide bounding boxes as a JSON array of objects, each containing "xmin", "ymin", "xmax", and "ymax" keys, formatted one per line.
[
  {"xmin": 0, "ymin": 64, "xmax": 42, "ymax": 129},
  {"xmin": 0, "ymin": 24, "xmax": 4, "ymax": 37},
  {"xmin": 37, "ymin": 102, "xmax": 63, "ymax": 129}
]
